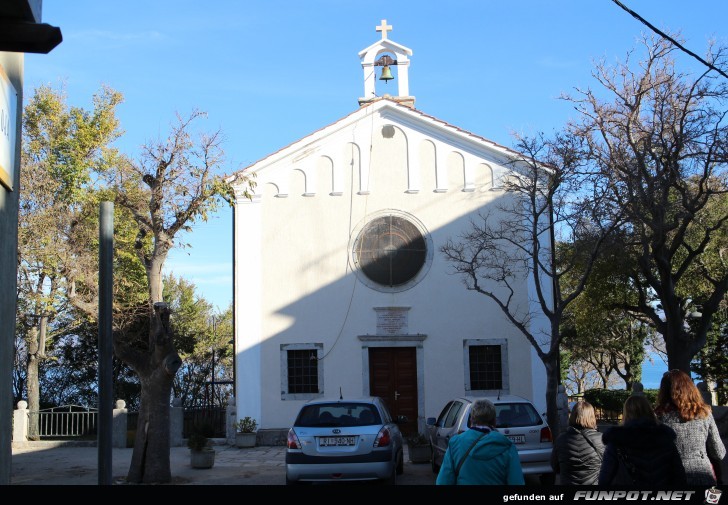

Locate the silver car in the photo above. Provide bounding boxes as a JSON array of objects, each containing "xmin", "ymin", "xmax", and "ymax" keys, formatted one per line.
[
  {"xmin": 285, "ymin": 396, "xmax": 405, "ymax": 485},
  {"xmin": 426, "ymin": 394, "xmax": 555, "ymax": 484}
]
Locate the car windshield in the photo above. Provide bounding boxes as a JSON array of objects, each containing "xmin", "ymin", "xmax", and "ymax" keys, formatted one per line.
[
  {"xmin": 493, "ymin": 402, "xmax": 541, "ymax": 428},
  {"xmin": 295, "ymin": 402, "xmax": 382, "ymax": 427}
]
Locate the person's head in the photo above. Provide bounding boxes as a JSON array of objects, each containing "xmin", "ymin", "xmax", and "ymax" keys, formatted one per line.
[
  {"xmin": 569, "ymin": 401, "xmax": 597, "ymax": 430},
  {"xmin": 656, "ymin": 369, "xmax": 710, "ymax": 420},
  {"xmin": 470, "ymin": 398, "xmax": 496, "ymax": 427},
  {"xmin": 622, "ymin": 395, "xmax": 657, "ymax": 425}
]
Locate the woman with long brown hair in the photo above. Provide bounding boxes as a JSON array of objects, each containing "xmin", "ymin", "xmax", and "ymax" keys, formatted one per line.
[
  {"xmin": 655, "ymin": 369, "xmax": 725, "ymax": 485},
  {"xmin": 599, "ymin": 395, "xmax": 686, "ymax": 486}
]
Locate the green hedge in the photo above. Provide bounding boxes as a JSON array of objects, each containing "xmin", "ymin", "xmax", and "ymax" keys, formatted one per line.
[{"xmin": 583, "ymin": 388, "xmax": 659, "ymax": 414}]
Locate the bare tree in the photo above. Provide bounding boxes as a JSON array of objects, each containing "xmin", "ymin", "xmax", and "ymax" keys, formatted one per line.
[
  {"xmin": 564, "ymin": 34, "xmax": 728, "ymax": 373},
  {"xmin": 441, "ymin": 132, "xmax": 620, "ymax": 437},
  {"xmin": 103, "ymin": 110, "xmax": 254, "ymax": 483},
  {"xmin": 564, "ymin": 359, "xmax": 619, "ymax": 396}
]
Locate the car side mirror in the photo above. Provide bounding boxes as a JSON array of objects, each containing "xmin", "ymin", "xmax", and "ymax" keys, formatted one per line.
[
  {"xmin": 396, "ymin": 415, "xmax": 408, "ymax": 424},
  {"xmin": 426, "ymin": 417, "xmax": 436, "ymax": 426}
]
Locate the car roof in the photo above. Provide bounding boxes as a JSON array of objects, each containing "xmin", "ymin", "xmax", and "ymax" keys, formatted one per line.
[
  {"xmin": 457, "ymin": 394, "xmax": 535, "ymax": 405},
  {"xmin": 303, "ymin": 396, "xmax": 381, "ymax": 405}
]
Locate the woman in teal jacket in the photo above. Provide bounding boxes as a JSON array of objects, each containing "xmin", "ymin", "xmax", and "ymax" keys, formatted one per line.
[{"xmin": 436, "ymin": 398, "xmax": 525, "ymax": 485}]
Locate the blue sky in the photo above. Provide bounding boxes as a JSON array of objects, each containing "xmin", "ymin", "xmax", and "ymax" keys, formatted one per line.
[{"xmin": 24, "ymin": 2, "xmax": 727, "ymax": 386}]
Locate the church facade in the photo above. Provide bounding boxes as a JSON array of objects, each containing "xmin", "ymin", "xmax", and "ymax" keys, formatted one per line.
[{"xmin": 227, "ymin": 20, "xmax": 551, "ymax": 434}]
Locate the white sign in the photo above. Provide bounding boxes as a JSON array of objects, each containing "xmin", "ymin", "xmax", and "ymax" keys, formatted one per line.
[
  {"xmin": 0, "ymin": 64, "xmax": 18, "ymax": 191},
  {"xmin": 375, "ymin": 306, "xmax": 410, "ymax": 335}
]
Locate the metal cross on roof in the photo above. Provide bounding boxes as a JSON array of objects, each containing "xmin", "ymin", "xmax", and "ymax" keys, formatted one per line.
[{"xmin": 376, "ymin": 19, "xmax": 392, "ymax": 40}]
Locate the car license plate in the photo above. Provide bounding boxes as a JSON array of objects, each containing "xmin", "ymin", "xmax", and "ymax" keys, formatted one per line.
[
  {"xmin": 319, "ymin": 436, "xmax": 356, "ymax": 446},
  {"xmin": 507, "ymin": 435, "xmax": 525, "ymax": 444}
]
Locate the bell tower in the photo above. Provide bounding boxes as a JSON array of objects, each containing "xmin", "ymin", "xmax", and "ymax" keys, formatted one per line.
[{"xmin": 358, "ymin": 19, "xmax": 415, "ymax": 108}]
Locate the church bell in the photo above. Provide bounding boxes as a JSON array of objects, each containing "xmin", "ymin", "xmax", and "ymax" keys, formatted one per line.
[{"xmin": 379, "ymin": 65, "xmax": 394, "ymax": 82}]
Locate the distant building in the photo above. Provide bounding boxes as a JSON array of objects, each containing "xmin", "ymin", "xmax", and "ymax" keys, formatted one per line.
[{"xmin": 227, "ymin": 19, "xmax": 551, "ymax": 433}]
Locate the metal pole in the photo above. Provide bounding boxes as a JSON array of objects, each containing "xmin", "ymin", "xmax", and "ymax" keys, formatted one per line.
[
  {"xmin": 98, "ymin": 201, "xmax": 114, "ymax": 485},
  {"xmin": 211, "ymin": 316, "xmax": 216, "ymax": 405}
]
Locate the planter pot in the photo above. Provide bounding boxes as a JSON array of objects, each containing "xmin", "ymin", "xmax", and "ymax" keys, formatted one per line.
[
  {"xmin": 190, "ymin": 448, "xmax": 215, "ymax": 469},
  {"xmin": 407, "ymin": 444, "xmax": 431, "ymax": 464},
  {"xmin": 235, "ymin": 432, "xmax": 257, "ymax": 448}
]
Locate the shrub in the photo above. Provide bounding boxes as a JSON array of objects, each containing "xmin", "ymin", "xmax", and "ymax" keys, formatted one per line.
[
  {"xmin": 406, "ymin": 432, "xmax": 429, "ymax": 446},
  {"xmin": 584, "ymin": 389, "xmax": 631, "ymax": 413},
  {"xmin": 187, "ymin": 432, "xmax": 210, "ymax": 451},
  {"xmin": 188, "ymin": 420, "xmax": 214, "ymax": 451},
  {"xmin": 234, "ymin": 416, "xmax": 258, "ymax": 433},
  {"xmin": 583, "ymin": 388, "xmax": 659, "ymax": 421}
]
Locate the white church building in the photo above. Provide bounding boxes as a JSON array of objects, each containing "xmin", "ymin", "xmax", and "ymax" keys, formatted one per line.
[{"xmin": 227, "ymin": 20, "xmax": 550, "ymax": 435}]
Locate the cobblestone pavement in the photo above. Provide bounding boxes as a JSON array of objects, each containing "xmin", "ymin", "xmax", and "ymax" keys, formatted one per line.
[
  {"xmin": 13, "ymin": 438, "xmax": 726, "ymax": 488},
  {"xmin": 11, "ymin": 442, "xmax": 437, "ymax": 486}
]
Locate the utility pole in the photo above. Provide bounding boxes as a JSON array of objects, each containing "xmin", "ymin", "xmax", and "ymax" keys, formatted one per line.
[{"xmin": 98, "ymin": 201, "xmax": 113, "ymax": 485}]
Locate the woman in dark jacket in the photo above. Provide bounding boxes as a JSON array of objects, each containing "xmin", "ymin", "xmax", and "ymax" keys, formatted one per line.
[
  {"xmin": 551, "ymin": 401, "xmax": 604, "ymax": 485},
  {"xmin": 598, "ymin": 395, "xmax": 687, "ymax": 486}
]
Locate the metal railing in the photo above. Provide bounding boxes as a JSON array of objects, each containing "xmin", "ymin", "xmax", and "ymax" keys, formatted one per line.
[
  {"xmin": 183, "ymin": 406, "xmax": 226, "ymax": 438},
  {"xmin": 30, "ymin": 405, "xmax": 98, "ymax": 439},
  {"xmin": 23, "ymin": 403, "xmax": 226, "ymax": 440}
]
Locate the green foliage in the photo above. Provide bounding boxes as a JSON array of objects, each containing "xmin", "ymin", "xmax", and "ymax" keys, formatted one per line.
[
  {"xmin": 163, "ymin": 273, "xmax": 215, "ymax": 354},
  {"xmin": 16, "ymin": 84, "xmax": 135, "ymax": 410},
  {"xmin": 692, "ymin": 308, "xmax": 728, "ymax": 405},
  {"xmin": 559, "ymin": 350, "xmax": 571, "ymax": 383},
  {"xmin": 166, "ymin": 275, "xmax": 234, "ymax": 409},
  {"xmin": 406, "ymin": 432, "xmax": 429, "ymax": 446},
  {"xmin": 583, "ymin": 388, "xmax": 658, "ymax": 415},
  {"xmin": 560, "ymin": 236, "xmax": 649, "ymax": 389},
  {"xmin": 566, "ymin": 36, "xmax": 728, "ymax": 374},
  {"xmin": 583, "ymin": 389, "xmax": 631, "ymax": 413},
  {"xmin": 233, "ymin": 417, "xmax": 258, "ymax": 433},
  {"xmin": 38, "ymin": 320, "xmax": 141, "ymax": 409},
  {"xmin": 187, "ymin": 421, "xmax": 214, "ymax": 451},
  {"xmin": 22, "ymin": 84, "xmax": 123, "ymax": 203}
]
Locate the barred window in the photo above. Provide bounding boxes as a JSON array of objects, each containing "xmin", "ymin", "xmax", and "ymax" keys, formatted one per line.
[
  {"xmin": 287, "ymin": 349, "xmax": 319, "ymax": 394},
  {"xmin": 468, "ymin": 344, "xmax": 503, "ymax": 390}
]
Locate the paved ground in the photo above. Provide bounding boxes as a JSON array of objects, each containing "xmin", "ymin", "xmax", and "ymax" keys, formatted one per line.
[
  {"xmin": 10, "ymin": 441, "xmax": 438, "ymax": 486},
  {"xmin": 13, "ymin": 438, "xmax": 725, "ymax": 488}
]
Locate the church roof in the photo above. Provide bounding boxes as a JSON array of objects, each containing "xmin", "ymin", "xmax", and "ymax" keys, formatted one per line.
[
  {"xmin": 357, "ymin": 38, "xmax": 412, "ymax": 58},
  {"xmin": 226, "ymin": 97, "xmax": 531, "ymax": 183}
]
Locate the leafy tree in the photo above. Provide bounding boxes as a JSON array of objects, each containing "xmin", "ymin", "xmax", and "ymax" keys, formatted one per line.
[
  {"xmin": 37, "ymin": 317, "xmax": 141, "ymax": 409},
  {"xmin": 101, "ymin": 110, "xmax": 254, "ymax": 484},
  {"xmin": 692, "ymin": 307, "xmax": 727, "ymax": 404},
  {"xmin": 680, "ymin": 190, "xmax": 728, "ymax": 402},
  {"xmin": 17, "ymin": 84, "xmax": 123, "ymax": 436},
  {"xmin": 164, "ymin": 274, "xmax": 234, "ymax": 409},
  {"xmin": 562, "ymin": 34, "xmax": 728, "ymax": 373},
  {"xmin": 17, "ymin": 85, "xmax": 250, "ymax": 482},
  {"xmin": 561, "ymin": 242, "xmax": 648, "ymax": 390},
  {"xmin": 441, "ymin": 131, "xmax": 621, "ymax": 438}
]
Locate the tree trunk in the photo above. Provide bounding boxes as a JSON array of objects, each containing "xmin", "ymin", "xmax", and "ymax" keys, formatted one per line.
[
  {"xmin": 147, "ymin": 249, "xmax": 168, "ymax": 304},
  {"xmin": 544, "ymin": 357, "xmax": 561, "ymax": 440},
  {"xmin": 118, "ymin": 303, "xmax": 182, "ymax": 484},
  {"xmin": 127, "ymin": 368, "xmax": 175, "ymax": 483},
  {"xmin": 26, "ymin": 326, "xmax": 40, "ymax": 440},
  {"xmin": 665, "ymin": 333, "xmax": 694, "ymax": 374},
  {"xmin": 660, "ymin": 310, "xmax": 702, "ymax": 374}
]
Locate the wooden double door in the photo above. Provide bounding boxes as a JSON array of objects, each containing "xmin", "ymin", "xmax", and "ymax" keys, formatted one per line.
[{"xmin": 368, "ymin": 347, "xmax": 418, "ymax": 436}]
